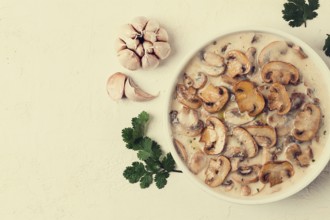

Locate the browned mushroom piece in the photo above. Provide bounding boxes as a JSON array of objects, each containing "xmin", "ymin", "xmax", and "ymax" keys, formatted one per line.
[
  {"xmin": 261, "ymin": 61, "xmax": 299, "ymax": 85},
  {"xmin": 290, "ymin": 93, "xmax": 306, "ymax": 112},
  {"xmin": 258, "ymin": 41, "xmax": 289, "ymax": 67},
  {"xmin": 224, "ymin": 102, "xmax": 255, "ymax": 125},
  {"xmin": 225, "ymin": 50, "xmax": 251, "ymax": 77},
  {"xmin": 267, "ymin": 83, "xmax": 291, "ymax": 115},
  {"xmin": 285, "ymin": 143, "xmax": 313, "ymax": 167},
  {"xmin": 292, "ymin": 103, "xmax": 321, "ymax": 142},
  {"xmin": 173, "ymin": 106, "xmax": 204, "ymax": 137},
  {"xmin": 200, "ymin": 51, "xmax": 226, "ymax": 76},
  {"xmin": 183, "ymin": 72, "xmax": 208, "ymax": 89},
  {"xmin": 200, "ymin": 117, "xmax": 227, "ymax": 155},
  {"xmin": 198, "ymin": 84, "xmax": 229, "ymax": 113},
  {"xmin": 205, "ymin": 155, "xmax": 231, "ymax": 187},
  {"xmin": 189, "ymin": 150, "xmax": 207, "ymax": 174},
  {"xmin": 231, "ymin": 164, "xmax": 261, "ymax": 185},
  {"xmin": 231, "ymin": 127, "xmax": 259, "ymax": 158},
  {"xmin": 259, "ymin": 161, "xmax": 295, "ymax": 187},
  {"xmin": 245, "ymin": 125, "xmax": 277, "ymax": 148},
  {"xmin": 173, "ymin": 139, "xmax": 188, "ymax": 163},
  {"xmin": 233, "ymin": 80, "xmax": 265, "ymax": 117},
  {"xmin": 267, "ymin": 113, "xmax": 292, "ymax": 137},
  {"xmin": 176, "ymin": 84, "xmax": 202, "ymax": 109}
]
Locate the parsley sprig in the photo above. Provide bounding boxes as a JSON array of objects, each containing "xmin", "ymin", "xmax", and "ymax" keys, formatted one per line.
[
  {"xmin": 122, "ymin": 111, "xmax": 181, "ymax": 189},
  {"xmin": 323, "ymin": 34, "xmax": 330, "ymax": 57},
  {"xmin": 282, "ymin": 0, "xmax": 319, "ymax": 27}
]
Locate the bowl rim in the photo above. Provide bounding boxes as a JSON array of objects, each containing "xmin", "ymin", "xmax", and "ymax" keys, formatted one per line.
[{"xmin": 163, "ymin": 26, "xmax": 330, "ymax": 205}]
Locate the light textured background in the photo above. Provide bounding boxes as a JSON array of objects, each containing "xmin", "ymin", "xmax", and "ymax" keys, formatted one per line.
[{"xmin": 1, "ymin": 0, "xmax": 330, "ymax": 219}]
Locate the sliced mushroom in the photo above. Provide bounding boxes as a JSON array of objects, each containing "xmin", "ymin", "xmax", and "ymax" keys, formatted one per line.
[
  {"xmin": 220, "ymin": 74, "xmax": 239, "ymax": 86},
  {"xmin": 267, "ymin": 113, "xmax": 292, "ymax": 137},
  {"xmin": 124, "ymin": 77, "xmax": 157, "ymax": 101},
  {"xmin": 200, "ymin": 52, "xmax": 226, "ymax": 76},
  {"xmin": 259, "ymin": 161, "xmax": 295, "ymax": 187},
  {"xmin": 225, "ymin": 50, "xmax": 251, "ymax": 77},
  {"xmin": 189, "ymin": 150, "xmax": 207, "ymax": 174},
  {"xmin": 176, "ymin": 84, "xmax": 202, "ymax": 109},
  {"xmin": 231, "ymin": 164, "xmax": 261, "ymax": 184},
  {"xmin": 174, "ymin": 106, "xmax": 204, "ymax": 137},
  {"xmin": 258, "ymin": 41, "xmax": 289, "ymax": 67},
  {"xmin": 106, "ymin": 72, "xmax": 127, "ymax": 100},
  {"xmin": 262, "ymin": 148, "xmax": 276, "ymax": 164},
  {"xmin": 198, "ymin": 84, "xmax": 229, "ymax": 113},
  {"xmin": 290, "ymin": 93, "xmax": 306, "ymax": 112},
  {"xmin": 233, "ymin": 80, "xmax": 265, "ymax": 117},
  {"xmin": 173, "ymin": 139, "xmax": 188, "ymax": 163},
  {"xmin": 200, "ymin": 117, "xmax": 227, "ymax": 155},
  {"xmin": 183, "ymin": 72, "xmax": 207, "ymax": 89},
  {"xmin": 224, "ymin": 102, "xmax": 255, "ymax": 125},
  {"xmin": 205, "ymin": 155, "xmax": 231, "ymax": 187},
  {"xmin": 245, "ymin": 125, "xmax": 276, "ymax": 148},
  {"xmin": 267, "ymin": 83, "xmax": 291, "ymax": 115},
  {"xmin": 292, "ymin": 103, "xmax": 321, "ymax": 141},
  {"xmin": 261, "ymin": 61, "xmax": 299, "ymax": 85},
  {"xmin": 241, "ymin": 185, "xmax": 252, "ymax": 196},
  {"xmin": 246, "ymin": 47, "xmax": 257, "ymax": 74},
  {"xmin": 232, "ymin": 127, "xmax": 258, "ymax": 158},
  {"xmin": 285, "ymin": 143, "xmax": 313, "ymax": 167}
]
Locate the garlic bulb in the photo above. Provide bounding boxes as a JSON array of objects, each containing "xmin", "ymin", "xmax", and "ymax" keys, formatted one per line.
[{"xmin": 115, "ymin": 16, "xmax": 171, "ymax": 71}]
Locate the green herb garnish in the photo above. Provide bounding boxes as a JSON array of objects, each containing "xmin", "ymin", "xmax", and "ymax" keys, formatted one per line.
[
  {"xmin": 282, "ymin": 0, "xmax": 319, "ymax": 27},
  {"xmin": 323, "ymin": 34, "xmax": 330, "ymax": 57},
  {"xmin": 122, "ymin": 111, "xmax": 181, "ymax": 189}
]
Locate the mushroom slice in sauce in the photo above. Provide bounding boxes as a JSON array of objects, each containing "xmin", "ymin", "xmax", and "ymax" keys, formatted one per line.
[
  {"xmin": 290, "ymin": 93, "xmax": 306, "ymax": 112},
  {"xmin": 176, "ymin": 84, "xmax": 202, "ymax": 109},
  {"xmin": 200, "ymin": 51, "xmax": 226, "ymax": 76},
  {"xmin": 258, "ymin": 41, "xmax": 289, "ymax": 67},
  {"xmin": 245, "ymin": 125, "xmax": 277, "ymax": 148},
  {"xmin": 205, "ymin": 155, "xmax": 231, "ymax": 187},
  {"xmin": 198, "ymin": 84, "xmax": 229, "ymax": 113},
  {"xmin": 189, "ymin": 150, "xmax": 207, "ymax": 174},
  {"xmin": 292, "ymin": 103, "xmax": 321, "ymax": 142},
  {"xmin": 223, "ymin": 101, "xmax": 255, "ymax": 126},
  {"xmin": 261, "ymin": 61, "xmax": 299, "ymax": 85},
  {"xmin": 232, "ymin": 127, "xmax": 258, "ymax": 158},
  {"xmin": 173, "ymin": 106, "xmax": 204, "ymax": 137},
  {"xmin": 259, "ymin": 161, "xmax": 295, "ymax": 187},
  {"xmin": 231, "ymin": 164, "xmax": 261, "ymax": 185},
  {"xmin": 285, "ymin": 143, "xmax": 313, "ymax": 167},
  {"xmin": 246, "ymin": 47, "xmax": 257, "ymax": 74},
  {"xmin": 267, "ymin": 113, "xmax": 292, "ymax": 137},
  {"xmin": 267, "ymin": 83, "xmax": 291, "ymax": 115},
  {"xmin": 173, "ymin": 139, "xmax": 188, "ymax": 163},
  {"xmin": 225, "ymin": 50, "xmax": 251, "ymax": 77},
  {"xmin": 200, "ymin": 116, "xmax": 227, "ymax": 155},
  {"xmin": 183, "ymin": 72, "xmax": 208, "ymax": 89},
  {"xmin": 233, "ymin": 80, "xmax": 265, "ymax": 117}
]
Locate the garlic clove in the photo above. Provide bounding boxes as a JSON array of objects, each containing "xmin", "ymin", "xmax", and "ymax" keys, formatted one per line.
[
  {"xmin": 141, "ymin": 53, "xmax": 159, "ymax": 69},
  {"xmin": 153, "ymin": 42, "xmax": 171, "ymax": 60},
  {"xmin": 144, "ymin": 31, "xmax": 157, "ymax": 42},
  {"xmin": 124, "ymin": 77, "xmax": 157, "ymax": 101},
  {"xmin": 156, "ymin": 28, "xmax": 169, "ymax": 42},
  {"xmin": 115, "ymin": 38, "xmax": 126, "ymax": 52},
  {"xmin": 107, "ymin": 72, "xmax": 127, "ymax": 100},
  {"xmin": 145, "ymin": 19, "xmax": 160, "ymax": 32},
  {"xmin": 135, "ymin": 44, "xmax": 144, "ymax": 57},
  {"xmin": 117, "ymin": 49, "xmax": 141, "ymax": 70},
  {"xmin": 143, "ymin": 41, "xmax": 154, "ymax": 54},
  {"xmin": 122, "ymin": 38, "xmax": 139, "ymax": 50},
  {"xmin": 119, "ymin": 24, "xmax": 138, "ymax": 39},
  {"xmin": 131, "ymin": 16, "xmax": 148, "ymax": 33}
]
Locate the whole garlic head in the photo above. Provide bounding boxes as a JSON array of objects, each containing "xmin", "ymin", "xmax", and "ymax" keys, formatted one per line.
[{"xmin": 115, "ymin": 16, "xmax": 171, "ymax": 71}]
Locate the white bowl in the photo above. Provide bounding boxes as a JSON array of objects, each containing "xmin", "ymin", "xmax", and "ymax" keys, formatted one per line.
[{"xmin": 164, "ymin": 27, "xmax": 330, "ymax": 204}]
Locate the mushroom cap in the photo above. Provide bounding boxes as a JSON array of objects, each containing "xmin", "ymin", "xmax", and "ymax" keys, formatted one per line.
[
  {"xmin": 285, "ymin": 143, "xmax": 313, "ymax": 167},
  {"xmin": 231, "ymin": 164, "xmax": 261, "ymax": 184},
  {"xmin": 292, "ymin": 103, "xmax": 321, "ymax": 142},
  {"xmin": 225, "ymin": 50, "xmax": 251, "ymax": 77},
  {"xmin": 259, "ymin": 161, "xmax": 295, "ymax": 187},
  {"xmin": 205, "ymin": 155, "xmax": 231, "ymax": 187},
  {"xmin": 200, "ymin": 52, "xmax": 226, "ymax": 76},
  {"xmin": 198, "ymin": 84, "xmax": 229, "ymax": 113},
  {"xmin": 200, "ymin": 116, "xmax": 227, "ymax": 155},
  {"xmin": 261, "ymin": 61, "xmax": 299, "ymax": 85},
  {"xmin": 233, "ymin": 80, "xmax": 265, "ymax": 117},
  {"xmin": 258, "ymin": 41, "xmax": 289, "ymax": 67},
  {"xmin": 173, "ymin": 139, "xmax": 188, "ymax": 163},
  {"xmin": 232, "ymin": 127, "xmax": 258, "ymax": 158},
  {"xmin": 189, "ymin": 150, "xmax": 207, "ymax": 174},
  {"xmin": 176, "ymin": 84, "xmax": 202, "ymax": 109},
  {"xmin": 245, "ymin": 125, "xmax": 277, "ymax": 148},
  {"xmin": 267, "ymin": 83, "xmax": 291, "ymax": 115},
  {"xmin": 175, "ymin": 106, "xmax": 204, "ymax": 137}
]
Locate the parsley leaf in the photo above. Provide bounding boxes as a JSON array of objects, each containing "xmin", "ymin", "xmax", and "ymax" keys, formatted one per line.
[
  {"xmin": 323, "ymin": 34, "xmax": 330, "ymax": 57},
  {"xmin": 282, "ymin": 0, "xmax": 319, "ymax": 27},
  {"xmin": 121, "ymin": 111, "xmax": 181, "ymax": 189}
]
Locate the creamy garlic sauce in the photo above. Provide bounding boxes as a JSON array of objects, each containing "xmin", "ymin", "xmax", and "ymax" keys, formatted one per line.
[{"xmin": 170, "ymin": 31, "xmax": 329, "ymax": 198}]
